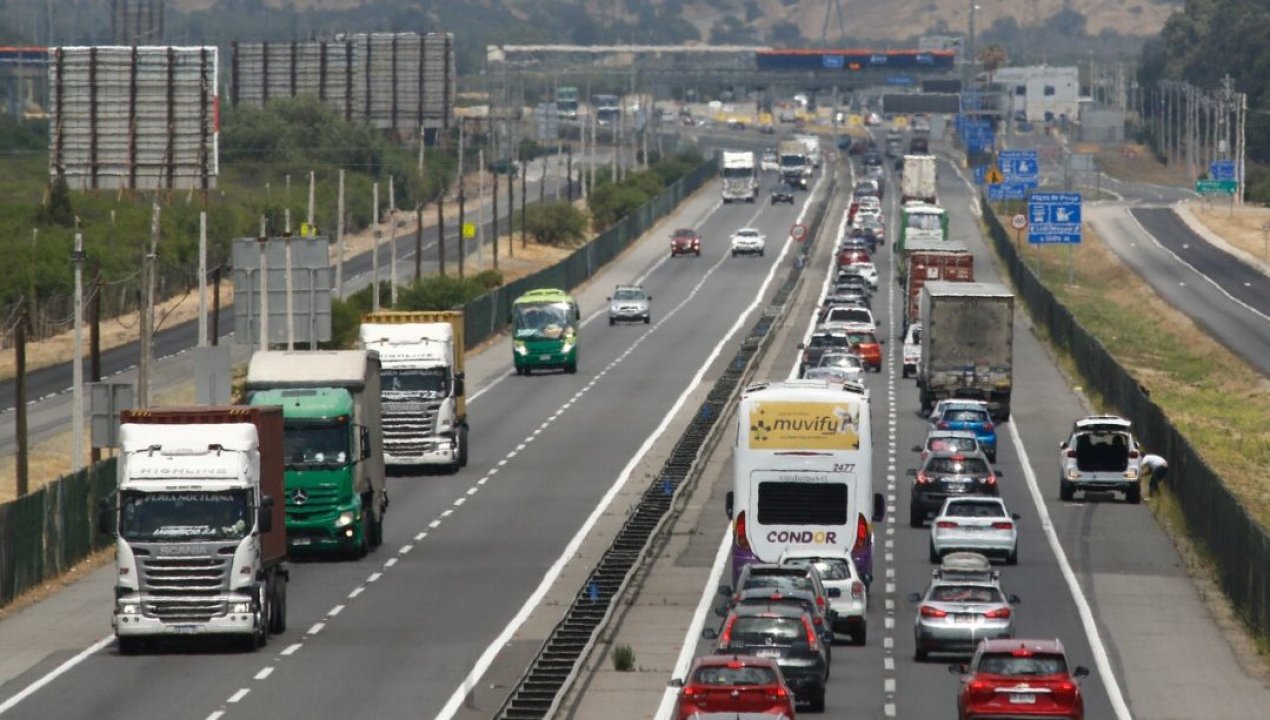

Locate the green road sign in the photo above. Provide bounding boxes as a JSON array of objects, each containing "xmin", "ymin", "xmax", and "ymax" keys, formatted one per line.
[{"xmin": 1195, "ymin": 179, "xmax": 1237, "ymax": 194}]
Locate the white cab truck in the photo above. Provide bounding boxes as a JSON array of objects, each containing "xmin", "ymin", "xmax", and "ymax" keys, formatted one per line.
[
  {"xmin": 900, "ymin": 154, "xmax": 938, "ymax": 204},
  {"xmin": 359, "ymin": 311, "xmax": 468, "ymax": 472},
  {"xmin": 105, "ymin": 406, "xmax": 288, "ymax": 653},
  {"xmin": 794, "ymin": 133, "xmax": 822, "ymax": 169},
  {"xmin": 778, "ymin": 139, "xmax": 810, "ymax": 189},
  {"xmin": 918, "ymin": 281, "xmax": 1015, "ymax": 420},
  {"xmin": 720, "ymin": 150, "xmax": 758, "ymax": 203}
]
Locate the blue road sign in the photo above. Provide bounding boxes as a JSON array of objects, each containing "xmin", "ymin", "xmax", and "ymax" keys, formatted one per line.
[
  {"xmin": 1028, "ymin": 192, "xmax": 1082, "ymax": 245},
  {"xmin": 869, "ymin": 54, "xmax": 887, "ymax": 65},
  {"xmin": 885, "ymin": 75, "xmax": 915, "ymax": 86},
  {"xmin": 822, "ymin": 54, "xmax": 845, "ymax": 69},
  {"xmin": 987, "ymin": 182, "xmax": 1029, "ymax": 201},
  {"xmin": 1210, "ymin": 160, "xmax": 1236, "ymax": 182},
  {"xmin": 999, "ymin": 150, "xmax": 1039, "ymax": 183},
  {"xmin": 973, "ymin": 166, "xmax": 987, "ymax": 185}
]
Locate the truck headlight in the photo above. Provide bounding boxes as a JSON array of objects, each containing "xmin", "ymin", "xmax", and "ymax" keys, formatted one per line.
[
  {"xmin": 336, "ymin": 510, "xmax": 356, "ymax": 528},
  {"xmin": 514, "ymin": 340, "xmax": 527, "ymax": 355},
  {"xmin": 119, "ymin": 603, "xmax": 140, "ymax": 615},
  {"xmin": 561, "ymin": 339, "xmax": 575, "ymax": 354},
  {"xmin": 231, "ymin": 602, "xmax": 252, "ymax": 614}
]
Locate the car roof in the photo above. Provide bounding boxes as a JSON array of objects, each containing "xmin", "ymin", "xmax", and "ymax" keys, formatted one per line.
[
  {"xmin": 745, "ymin": 562, "xmax": 811, "ymax": 575},
  {"xmin": 738, "ymin": 587, "xmax": 818, "ymax": 602},
  {"xmin": 978, "ymin": 638, "xmax": 1066, "ymax": 655},
  {"xmin": 734, "ymin": 227, "xmax": 761, "ymax": 233},
  {"xmin": 926, "ymin": 430, "xmax": 979, "ymax": 440},
  {"xmin": 692, "ymin": 654, "xmax": 782, "ymax": 669},
  {"xmin": 674, "ymin": 227, "xmax": 699, "ymax": 235},
  {"xmin": 614, "ymin": 284, "xmax": 643, "ymax": 291},
  {"xmin": 937, "ymin": 552, "xmax": 996, "ymax": 575},
  {"xmin": 730, "ymin": 604, "xmax": 809, "ymax": 619},
  {"xmin": 925, "ymin": 450, "xmax": 991, "ymax": 462},
  {"xmin": 1074, "ymin": 415, "xmax": 1132, "ymax": 430},
  {"xmin": 941, "ymin": 496, "xmax": 1006, "ymax": 509}
]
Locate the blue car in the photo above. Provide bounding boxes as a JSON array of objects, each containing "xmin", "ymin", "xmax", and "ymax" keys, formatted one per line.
[{"xmin": 929, "ymin": 401, "xmax": 998, "ymax": 462}]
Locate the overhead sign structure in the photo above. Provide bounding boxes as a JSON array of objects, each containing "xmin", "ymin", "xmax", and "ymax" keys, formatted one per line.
[
  {"xmin": 232, "ymin": 236, "xmax": 334, "ymax": 348},
  {"xmin": 822, "ymin": 54, "xmax": 845, "ymax": 69},
  {"xmin": 1028, "ymin": 192, "xmax": 1083, "ymax": 245},
  {"xmin": 1210, "ymin": 160, "xmax": 1236, "ymax": 182},
  {"xmin": 999, "ymin": 150, "xmax": 1039, "ymax": 185},
  {"xmin": 885, "ymin": 75, "xmax": 915, "ymax": 86}
]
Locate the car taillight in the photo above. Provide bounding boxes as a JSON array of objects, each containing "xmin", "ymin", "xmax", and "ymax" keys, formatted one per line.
[
  {"xmin": 967, "ymin": 679, "xmax": 993, "ymax": 701},
  {"xmin": 916, "ymin": 472, "xmax": 932, "ymax": 484},
  {"xmin": 920, "ymin": 605, "xmax": 948, "ymax": 618},
  {"xmin": 802, "ymin": 617, "xmax": 820, "ymax": 650},
  {"xmin": 1065, "ymin": 450, "xmax": 1077, "ymax": 458},
  {"xmin": 769, "ymin": 686, "xmax": 789, "ymax": 701},
  {"xmin": 851, "ymin": 580, "xmax": 865, "ymax": 599},
  {"xmin": 802, "ymin": 350, "xmax": 810, "ymax": 363},
  {"xmin": 936, "ymin": 520, "xmax": 958, "ymax": 529},
  {"xmin": 1052, "ymin": 680, "xmax": 1078, "ymax": 704},
  {"xmin": 984, "ymin": 607, "xmax": 1012, "ymax": 619},
  {"xmin": 719, "ymin": 619, "xmax": 734, "ymax": 649},
  {"xmin": 991, "ymin": 521, "xmax": 1014, "ymax": 530},
  {"xmin": 981, "ymin": 422, "xmax": 994, "ymax": 431},
  {"xmin": 734, "ymin": 511, "xmax": 749, "ymax": 550},
  {"xmin": 851, "ymin": 513, "xmax": 869, "ymax": 554},
  {"xmin": 680, "ymin": 685, "xmax": 698, "ymax": 699},
  {"xmin": 1128, "ymin": 450, "xmax": 1139, "ymax": 459},
  {"xmin": 937, "ymin": 421, "xmax": 950, "ymax": 429},
  {"xmin": 984, "ymin": 474, "xmax": 998, "ymax": 485}
]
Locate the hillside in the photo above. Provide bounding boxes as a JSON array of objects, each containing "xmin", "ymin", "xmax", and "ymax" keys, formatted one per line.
[{"xmin": 169, "ymin": 0, "xmax": 1177, "ymax": 42}]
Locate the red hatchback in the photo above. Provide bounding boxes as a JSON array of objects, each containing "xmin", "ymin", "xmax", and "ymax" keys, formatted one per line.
[
  {"xmin": 836, "ymin": 246, "xmax": 871, "ymax": 267},
  {"xmin": 674, "ymin": 655, "xmax": 795, "ymax": 719},
  {"xmin": 671, "ymin": 227, "xmax": 702, "ymax": 257},
  {"xmin": 952, "ymin": 639, "xmax": 1090, "ymax": 720}
]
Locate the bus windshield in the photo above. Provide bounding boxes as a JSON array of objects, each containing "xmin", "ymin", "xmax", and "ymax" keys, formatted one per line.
[
  {"xmin": 513, "ymin": 301, "xmax": 577, "ymax": 341},
  {"xmin": 906, "ymin": 212, "xmax": 943, "ymax": 230}
]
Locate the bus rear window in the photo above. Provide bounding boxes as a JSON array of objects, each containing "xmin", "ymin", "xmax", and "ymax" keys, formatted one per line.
[{"xmin": 757, "ymin": 482, "xmax": 847, "ymax": 525}]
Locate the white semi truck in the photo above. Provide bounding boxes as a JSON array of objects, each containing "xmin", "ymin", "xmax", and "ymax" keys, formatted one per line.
[
  {"xmin": 900, "ymin": 154, "xmax": 939, "ymax": 204},
  {"xmin": 720, "ymin": 150, "xmax": 758, "ymax": 203},
  {"xmin": 359, "ymin": 311, "xmax": 468, "ymax": 472},
  {"xmin": 105, "ymin": 406, "xmax": 289, "ymax": 653}
]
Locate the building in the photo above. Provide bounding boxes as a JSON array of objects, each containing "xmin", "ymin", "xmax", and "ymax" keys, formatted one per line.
[{"xmin": 991, "ymin": 65, "xmax": 1079, "ymax": 123}]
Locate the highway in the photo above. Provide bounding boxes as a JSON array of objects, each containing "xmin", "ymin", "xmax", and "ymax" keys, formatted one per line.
[
  {"xmin": 593, "ymin": 141, "xmax": 1268, "ymax": 719},
  {"xmin": 0, "ymin": 164, "xmax": 826, "ymax": 719}
]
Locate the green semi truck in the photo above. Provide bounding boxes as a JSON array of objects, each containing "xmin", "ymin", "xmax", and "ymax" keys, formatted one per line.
[{"xmin": 246, "ymin": 350, "xmax": 387, "ymax": 558}]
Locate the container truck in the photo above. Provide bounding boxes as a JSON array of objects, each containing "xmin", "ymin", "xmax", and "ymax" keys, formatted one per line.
[
  {"xmin": 900, "ymin": 154, "xmax": 938, "ymax": 204},
  {"xmin": 902, "ymin": 239, "xmax": 974, "ymax": 327},
  {"xmin": 778, "ymin": 139, "xmax": 810, "ymax": 189},
  {"xmin": 918, "ymin": 282, "xmax": 1014, "ymax": 420},
  {"xmin": 359, "ymin": 311, "xmax": 468, "ymax": 473},
  {"xmin": 720, "ymin": 150, "xmax": 758, "ymax": 203},
  {"xmin": 104, "ymin": 406, "xmax": 288, "ymax": 653},
  {"xmin": 794, "ymin": 133, "xmax": 822, "ymax": 169},
  {"xmin": 246, "ymin": 350, "xmax": 387, "ymax": 558}
]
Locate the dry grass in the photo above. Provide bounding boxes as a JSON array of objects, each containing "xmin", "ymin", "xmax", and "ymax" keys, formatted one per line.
[
  {"xmin": 1096, "ymin": 144, "xmax": 1194, "ymax": 187},
  {"xmin": 1011, "ymin": 217, "xmax": 1270, "ymax": 527},
  {"xmin": 1190, "ymin": 206, "xmax": 1270, "ymax": 265}
]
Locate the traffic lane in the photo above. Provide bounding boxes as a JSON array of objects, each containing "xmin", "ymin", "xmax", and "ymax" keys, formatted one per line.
[
  {"xmin": 1090, "ymin": 208, "xmax": 1270, "ymax": 376},
  {"xmin": 922, "ymin": 155, "xmax": 1269, "ymax": 717},
  {"xmin": 221, "ymin": 188, "xmax": 819, "ymax": 719},
  {"xmin": 0, "ymin": 176, "xmax": 563, "ymax": 413},
  {"xmin": 1133, "ymin": 207, "xmax": 1270, "ymax": 315}
]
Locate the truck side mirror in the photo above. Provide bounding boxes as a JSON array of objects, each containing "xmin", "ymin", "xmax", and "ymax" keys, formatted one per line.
[
  {"xmin": 725, "ymin": 491, "xmax": 734, "ymax": 520},
  {"xmin": 872, "ymin": 492, "xmax": 886, "ymax": 522},
  {"xmin": 96, "ymin": 498, "xmax": 115, "ymax": 536},
  {"xmin": 360, "ymin": 425, "xmax": 372, "ymax": 460},
  {"xmin": 454, "ymin": 371, "xmax": 466, "ymax": 397},
  {"xmin": 258, "ymin": 496, "xmax": 275, "ymax": 533}
]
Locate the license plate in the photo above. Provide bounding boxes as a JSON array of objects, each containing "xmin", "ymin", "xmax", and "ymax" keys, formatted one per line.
[
  {"xmin": 954, "ymin": 613, "xmax": 976, "ymax": 622},
  {"xmin": 539, "ymin": 354, "xmax": 553, "ymax": 361},
  {"xmin": 1009, "ymin": 693, "xmax": 1036, "ymax": 704},
  {"xmin": 755, "ymin": 649, "xmax": 782, "ymax": 659},
  {"xmin": 291, "ymin": 538, "xmax": 311, "ymax": 546},
  {"xmin": 171, "ymin": 625, "xmax": 201, "ymax": 634}
]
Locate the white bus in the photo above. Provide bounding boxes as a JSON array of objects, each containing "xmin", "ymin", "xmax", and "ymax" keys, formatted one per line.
[{"xmin": 727, "ymin": 379, "xmax": 884, "ymax": 585}]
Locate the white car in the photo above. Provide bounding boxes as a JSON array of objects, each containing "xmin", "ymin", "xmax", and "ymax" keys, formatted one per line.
[
  {"xmin": 761, "ymin": 151, "xmax": 779, "ymax": 173},
  {"xmin": 929, "ymin": 496, "xmax": 1019, "ymax": 564},
  {"xmin": 810, "ymin": 351, "xmax": 865, "ymax": 384},
  {"xmin": 845, "ymin": 262, "xmax": 878, "ymax": 289},
  {"xmin": 821, "ymin": 305, "xmax": 875, "ymax": 330},
  {"xmin": 729, "ymin": 227, "xmax": 766, "ymax": 257},
  {"xmin": 902, "ymin": 322, "xmax": 921, "ymax": 378},
  {"xmin": 853, "ymin": 206, "xmax": 883, "ymax": 226},
  {"xmin": 779, "ymin": 548, "xmax": 869, "ymax": 645}
]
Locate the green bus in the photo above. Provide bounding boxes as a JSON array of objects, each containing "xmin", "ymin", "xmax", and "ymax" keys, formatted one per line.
[
  {"xmin": 896, "ymin": 201, "xmax": 950, "ymax": 257},
  {"xmin": 512, "ymin": 288, "xmax": 581, "ymax": 375}
]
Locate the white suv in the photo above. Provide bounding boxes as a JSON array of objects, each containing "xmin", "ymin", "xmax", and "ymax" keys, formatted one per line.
[
  {"xmin": 780, "ymin": 548, "xmax": 869, "ymax": 645},
  {"xmin": 729, "ymin": 227, "xmax": 766, "ymax": 257},
  {"xmin": 1059, "ymin": 416, "xmax": 1143, "ymax": 503}
]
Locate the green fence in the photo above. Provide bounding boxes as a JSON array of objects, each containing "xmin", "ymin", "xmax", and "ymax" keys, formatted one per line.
[
  {"xmin": 981, "ymin": 202, "xmax": 1270, "ymax": 640},
  {"xmin": 463, "ymin": 159, "xmax": 718, "ymax": 348},
  {"xmin": 0, "ymin": 459, "xmax": 117, "ymax": 606}
]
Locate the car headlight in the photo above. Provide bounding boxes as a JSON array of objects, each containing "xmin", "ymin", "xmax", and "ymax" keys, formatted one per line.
[
  {"xmin": 231, "ymin": 602, "xmax": 252, "ymax": 614},
  {"xmin": 336, "ymin": 510, "xmax": 356, "ymax": 528},
  {"xmin": 514, "ymin": 340, "xmax": 527, "ymax": 355}
]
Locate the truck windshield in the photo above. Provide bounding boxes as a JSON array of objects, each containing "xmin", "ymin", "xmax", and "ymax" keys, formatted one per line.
[
  {"xmin": 779, "ymin": 155, "xmax": 804, "ymax": 167},
  {"xmin": 722, "ymin": 166, "xmax": 753, "ymax": 179},
  {"xmin": 513, "ymin": 302, "xmax": 577, "ymax": 340},
  {"xmin": 383, "ymin": 368, "xmax": 449, "ymax": 398},
  {"xmin": 120, "ymin": 489, "xmax": 251, "ymax": 542},
  {"xmin": 283, "ymin": 420, "xmax": 350, "ymax": 469}
]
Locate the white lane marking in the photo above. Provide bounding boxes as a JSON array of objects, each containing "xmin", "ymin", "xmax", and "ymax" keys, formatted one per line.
[
  {"xmin": 384, "ymin": 558, "xmax": 398, "ymax": 568},
  {"xmin": 441, "ymin": 509, "xmax": 454, "ymax": 517},
  {"xmin": 398, "ymin": 544, "xmax": 413, "ymax": 555},
  {"xmin": 429, "ymin": 520, "xmax": 442, "ymax": 529},
  {"xmin": 0, "ymin": 635, "xmax": 113, "ymax": 715},
  {"xmin": 414, "ymin": 531, "xmax": 427, "ymax": 541},
  {"xmin": 206, "ymin": 713, "xmax": 225, "ymax": 720},
  {"xmin": 884, "ymin": 677, "xmax": 896, "ymax": 693},
  {"xmin": 307, "ymin": 622, "xmax": 325, "ymax": 635},
  {"xmin": 227, "ymin": 688, "xmax": 250, "ymax": 703},
  {"xmin": 438, "ymin": 176, "xmax": 827, "ymax": 720},
  {"xmin": 254, "ymin": 667, "xmax": 274, "ymax": 680},
  {"xmin": 328, "ymin": 605, "xmax": 345, "ymax": 617},
  {"xmin": 1008, "ymin": 419, "xmax": 1134, "ymax": 720},
  {"xmin": 367, "ymin": 572, "xmax": 382, "ymax": 583},
  {"xmin": 348, "ymin": 586, "xmax": 364, "ymax": 599},
  {"xmin": 280, "ymin": 643, "xmax": 302, "ymax": 656}
]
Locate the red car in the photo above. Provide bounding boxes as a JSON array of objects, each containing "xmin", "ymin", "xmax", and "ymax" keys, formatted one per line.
[
  {"xmin": 847, "ymin": 329, "xmax": 883, "ymax": 372},
  {"xmin": 671, "ymin": 227, "xmax": 702, "ymax": 257},
  {"xmin": 674, "ymin": 654, "xmax": 795, "ymax": 719},
  {"xmin": 836, "ymin": 246, "xmax": 871, "ymax": 267},
  {"xmin": 952, "ymin": 638, "xmax": 1090, "ymax": 720}
]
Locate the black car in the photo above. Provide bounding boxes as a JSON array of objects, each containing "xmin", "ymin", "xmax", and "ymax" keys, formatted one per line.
[
  {"xmin": 862, "ymin": 153, "xmax": 884, "ymax": 171},
  {"xmin": 771, "ymin": 183, "xmax": 796, "ymax": 204},
  {"xmin": 907, "ymin": 451, "xmax": 1001, "ymax": 527},
  {"xmin": 798, "ymin": 329, "xmax": 851, "ymax": 376},
  {"xmin": 733, "ymin": 588, "xmax": 836, "ymax": 652},
  {"xmin": 706, "ymin": 605, "xmax": 830, "ymax": 712}
]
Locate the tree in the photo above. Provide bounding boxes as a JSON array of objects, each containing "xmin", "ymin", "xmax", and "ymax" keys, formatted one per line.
[
  {"xmin": 977, "ymin": 44, "xmax": 1009, "ymax": 82},
  {"xmin": 522, "ymin": 202, "xmax": 587, "ymax": 247}
]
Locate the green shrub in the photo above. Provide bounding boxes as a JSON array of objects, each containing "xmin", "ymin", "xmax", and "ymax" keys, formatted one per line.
[
  {"xmin": 518, "ymin": 201, "xmax": 587, "ymax": 247},
  {"xmin": 612, "ymin": 643, "xmax": 636, "ymax": 672}
]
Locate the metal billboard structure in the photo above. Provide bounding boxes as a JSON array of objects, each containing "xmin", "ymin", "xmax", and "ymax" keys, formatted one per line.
[
  {"xmin": 49, "ymin": 45, "xmax": 218, "ymax": 191},
  {"xmin": 232, "ymin": 236, "xmax": 334, "ymax": 349},
  {"xmin": 111, "ymin": 0, "xmax": 165, "ymax": 45},
  {"xmin": 231, "ymin": 33, "xmax": 455, "ymax": 141}
]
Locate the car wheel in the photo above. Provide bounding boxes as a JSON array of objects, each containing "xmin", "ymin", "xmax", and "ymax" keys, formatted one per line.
[
  {"xmin": 1006, "ymin": 547, "xmax": 1018, "ymax": 566},
  {"xmin": 609, "ymin": 317, "xmax": 615, "ymax": 326},
  {"xmin": 929, "ymin": 541, "xmax": 941, "ymax": 563},
  {"xmin": 644, "ymin": 316, "xmax": 651, "ymax": 324},
  {"xmin": 915, "ymin": 644, "xmax": 928, "ymax": 662},
  {"xmin": 851, "ymin": 623, "xmax": 867, "ymax": 646},
  {"xmin": 759, "ymin": 249, "xmax": 765, "ymax": 257},
  {"xmin": 987, "ymin": 450, "xmax": 997, "ymax": 463},
  {"xmin": 909, "ymin": 504, "xmax": 923, "ymax": 528},
  {"xmin": 1060, "ymin": 480, "xmax": 1075, "ymax": 502},
  {"xmin": 565, "ymin": 362, "xmax": 578, "ymax": 374},
  {"xmin": 696, "ymin": 250, "xmax": 701, "ymax": 256},
  {"xmin": 731, "ymin": 250, "xmax": 737, "ymax": 257},
  {"xmin": 1126, "ymin": 484, "xmax": 1142, "ymax": 504},
  {"xmin": 117, "ymin": 636, "xmax": 145, "ymax": 655},
  {"xmin": 808, "ymin": 686, "xmax": 826, "ymax": 713}
]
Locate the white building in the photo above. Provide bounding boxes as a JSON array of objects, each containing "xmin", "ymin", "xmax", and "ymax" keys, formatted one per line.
[{"xmin": 991, "ymin": 66, "xmax": 1080, "ymax": 123}]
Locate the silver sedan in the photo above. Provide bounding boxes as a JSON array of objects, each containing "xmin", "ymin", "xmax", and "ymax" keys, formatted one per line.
[
  {"xmin": 908, "ymin": 580, "xmax": 1020, "ymax": 660},
  {"xmin": 929, "ymin": 497, "xmax": 1019, "ymax": 564}
]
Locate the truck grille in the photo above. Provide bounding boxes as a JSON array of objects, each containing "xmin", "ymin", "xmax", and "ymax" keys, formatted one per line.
[
  {"xmin": 382, "ymin": 400, "xmax": 442, "ymax": 454},
  {"xmin": 138, "ymin": 555, "xmax": 230, "ymax": 622},
  {"xmin": 287, "ymin": 484, "xmax": 342, "ymax": 521}
]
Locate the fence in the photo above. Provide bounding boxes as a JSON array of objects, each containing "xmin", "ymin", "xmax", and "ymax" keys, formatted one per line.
[
  {"xmin": 462, "ymin": 159, "xmax": 717, "ymax": 348},
  {"xmin": 981, "ymin": 202, "xmax": 1270, "ymax": 640},
  {"xmin": 0, "ymin": 459, "xmax": 117, "ymax": 606}
]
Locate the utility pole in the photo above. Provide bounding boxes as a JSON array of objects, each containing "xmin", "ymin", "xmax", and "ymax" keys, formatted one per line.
[
  {"xmin": 567, "ymin": 144, "xmax": 574, "ymax": 202},
  {"xmin": 507, "ymin": 150, "xmax": 515, "ymax": 258},
  {"xmin": 458, "ymin": 120, "xmax": 466, "ymax": 277},
  {"xmin": 540, "ymin": 156, "xmax": 547, "ymax": 202},
  {"xmin": 492, "ymin": 132, "xmax": 500, "ymax": 270},
  {"xmin": 437, "ymin": 180, "xmax": 446, "ymax": 277},
  {"xmin": 198, "ymin": 211, "xmax": 208, "ymax": 346},
  {"xmin": 336, "ymin": 169, "xmax": 346, "ymax": 299},
  {"xmin": 477, "ymin": 149, "xmax": 486, "ymax": 270},
  {"xmin": 284, "ymin": 225, "xmax": 295, "ymax": 351},
  {"xmin": 415, "ymin": 203, "xmax": 424, "ymax": 282},
  {"xmin": 15, "ymin": 302, "xmax": 28, "ymax": 497},
  {"xmin": 258, "ymin": 216, "xmax": 269, "ymax": 351},
  {"xmin": 211, "ymin": 266, "xmax": 220, "ymax": 347},
  {"xmin": 90, "ymin": 265, "xmax": 101, "ymax": 463},
  {"xmin": 389, "ymin": 175, "xmax": 398, "ymax": 306},
  {"xmin": 521, "ymin": 157, "xmax": 528, "ymax": 248},
  {"xmin": 71, "ymin": 232, "xmax": 84, "ymax": 472},
  {"xmin": 372, "ymin": 181, "xmax": 381, "ymax": 312},
  {"xmin": 307, "ymin": 170, "xmax": 315, "ymax": 230},
  {"xmin": 138, "ymin": 201, "xmax": 159, "ymax": 408},
  {"xmin": 1237, "ymin": 90, "xmax": 1247, "ymax": 206}
]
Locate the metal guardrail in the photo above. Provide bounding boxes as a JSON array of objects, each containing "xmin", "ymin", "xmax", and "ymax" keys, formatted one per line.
[{"xmin": 493, "ymin": 171, "xmax": 837, "ymax": 720}]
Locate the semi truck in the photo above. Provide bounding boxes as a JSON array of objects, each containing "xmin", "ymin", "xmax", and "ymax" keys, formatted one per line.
[
  {"xmin": 900, "ymin": 154, "xmax": 938, "ymax": 204},
  {"xmin": 778, "ymin": 139, "xmax": 810, "ymax": 189},
  {"xmin": 902, "ymin": 239, "xmax": 974, "ymax": 327},
  {"xmin": 245, "ymin": 350, "xmax": 387, "ymax": 558},
  {"xmin": 720, "ymin": 150, "xmax": 758, "ymax": 203},
  {"xmin": 359, "ymin": 310, "xmax": 468, "ymax": 473},
  {"xmin": 793, "ymin": 133, "xmax": 822, "ymax": 169},
  {"xmin": 918, "ymin": 281, "xmax": 1014, "ymax": 420},
  {"xmin": 105, "ymin": 406, "xmax": 288, "ymax": 653}
]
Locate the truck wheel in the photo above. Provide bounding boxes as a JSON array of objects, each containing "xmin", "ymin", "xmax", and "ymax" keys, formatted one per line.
[
  {"xmin": 117, "ymin": 636, "xmax": 145, "ymax": 655},
  {"xmin": 269, "ymin": 576, "xmax": 288, "ymax": 634},
  {"xmin": 1060, "ymin": 480, "xmax": 1075, "ymax": 502},
  {"xmin": 565, "ymin": 361, "xmax": 578, "ymax": 374},
  {"xmin": 920, "ymin": 392, "xmax": 932, "ymax": 415},
  {"xmin": 458, "ymin": 427, "xmax": 469, "ymax": 468}
]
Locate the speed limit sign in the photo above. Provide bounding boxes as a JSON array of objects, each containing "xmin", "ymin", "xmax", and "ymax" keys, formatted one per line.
[
  {"xmin": 791, "ymin": 224, "xmax": 808, "ymax": 242},
  {"xmin": 1010, "ymin": 214, "xmax": 1028, "ymax": 230}
]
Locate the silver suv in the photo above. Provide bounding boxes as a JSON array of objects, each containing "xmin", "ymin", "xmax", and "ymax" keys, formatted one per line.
[
  {"xmin": 1059, "ymin": 416, "xmax": 1143, "ymax": 503},
  {"xmin": 607, "ymin": 285, "xmax": 650, "ymax": 325}
]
